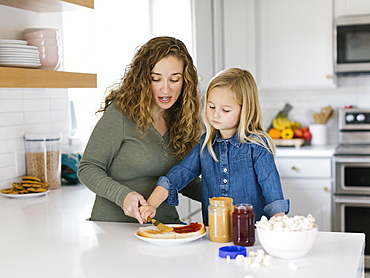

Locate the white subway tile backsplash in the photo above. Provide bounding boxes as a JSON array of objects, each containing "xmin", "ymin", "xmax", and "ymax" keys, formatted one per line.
[
  {"xmin": 0, "ymin": 112, "xmax": 24, "ymax": 126},
  {"xmin": 23, "ymin": 111, "xmax": 52, "ymax": 124},
  {"xmin": 0, "ymin": 88, "xmax": 23, "ymax": 99},
  {"xmin": 49, "ymin": 88, "xmax": 69, "ymax": 99},
  {"xmin": 0, "ymin": 153, "xmax": 14, "ymax": 168},
  {"xmin": 0, "ymin": 138, "xmax": 24, "ymax": 154},
  {"xmin": 22, "ymin": 88, "xmax": 50, "ymax": 99},
  {"xmin": 0, "ymin": 99, "xmax": 23, "ymax": 112},
  {"xmin": 0, "ymin": 166, "xmax": 17, "ymax": 181},
  {"xmin": 0, "ymin": 125, "xmax": 24, "ymax": 140},
  {"xmin": 23, "ymin": 99, "xmax": 51, "ymax": 111},
  {"xmin": 0, "ymin": 88, "xmax": 69, "ymax": 189},
  {"xmin": 50, "ymin": 99, "xmax": 69, "ymax": 110}
]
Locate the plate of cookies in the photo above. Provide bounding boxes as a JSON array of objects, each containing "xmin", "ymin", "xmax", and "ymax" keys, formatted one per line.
[{"xmin": 0, "ymin": 176, "xmax": 50, "ymax": 198}]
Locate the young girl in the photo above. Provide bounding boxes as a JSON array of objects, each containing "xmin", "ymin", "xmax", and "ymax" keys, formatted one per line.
[{"xmin": 140, "ymin": 68, "xmax": 289, "ymax": 225}]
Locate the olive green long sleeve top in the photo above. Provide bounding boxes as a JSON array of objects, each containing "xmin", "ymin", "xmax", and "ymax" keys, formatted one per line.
[{"xmin": 78, "ymin": 103, "xmax": 202, "ymax": 223}]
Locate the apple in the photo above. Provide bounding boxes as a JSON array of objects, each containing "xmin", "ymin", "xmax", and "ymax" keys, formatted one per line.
[
  {"xmin": 293, "ymin": 128, "xmax": 303, "ymax": 138},
  {"xmin": 302, "ymin": 127, "xmax": 312, "ymax": 141}
]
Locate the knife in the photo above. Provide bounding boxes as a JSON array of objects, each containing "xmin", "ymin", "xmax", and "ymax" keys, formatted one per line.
[{"xmin": 147, "ymin": 217, "xmax": 174, "ymax": 232}]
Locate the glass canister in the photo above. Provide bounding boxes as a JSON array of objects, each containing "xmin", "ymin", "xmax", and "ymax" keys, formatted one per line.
[
  {"xmin": 208, "ymin": 197, "xmax": 233, "ymax": 243},
  {"xmin": 232, "ymin": 204, "xmax": 255, "ymax": 246},
  {"xmin": 24, "ymin": 133, "xmax": 62, "ymax": 189}
]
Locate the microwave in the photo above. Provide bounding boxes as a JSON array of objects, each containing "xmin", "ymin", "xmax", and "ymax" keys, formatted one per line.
[{"xmin": 335, "ymin": 14, "xmax": 370, "ymax": 74}]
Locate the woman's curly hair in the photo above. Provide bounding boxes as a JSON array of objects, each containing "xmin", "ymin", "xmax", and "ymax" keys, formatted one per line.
[{"xmin": 98, "ymin": 36, "xmax": 202, "ymax": 160}]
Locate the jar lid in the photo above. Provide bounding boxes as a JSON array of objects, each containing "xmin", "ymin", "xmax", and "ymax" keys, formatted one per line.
[
  {"xmin": 219, "ymin": 246, "xmax": 247, "ymax": 259},
  {"xmin": 25, "ymin": 133, "xmax": 61, "ymax": 141}
]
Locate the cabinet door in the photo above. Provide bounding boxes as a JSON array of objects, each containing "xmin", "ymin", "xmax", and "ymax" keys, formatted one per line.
[
  {"xmin": 178, "ymin": 194, "xmax": 202, "ymax": 223},
  {"xmin": 282, "ymin": 178, "xmax": 331, "ymax": 231},
  {"xmin": 335, "ymin": 0, "xmax": 370, "ymax": 17},
  {"xmin": 257, "ymin": 0, "xmax": 335, "ymax": 89},
  {"xmin": 276, "ymin": 157, "xmax": 332, "ymax": 178}
]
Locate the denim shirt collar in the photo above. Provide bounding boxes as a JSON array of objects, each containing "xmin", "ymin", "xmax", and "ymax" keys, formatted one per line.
[{"xmin": 212, "ymin": 131, "xmax": 242, "ymax": 148}]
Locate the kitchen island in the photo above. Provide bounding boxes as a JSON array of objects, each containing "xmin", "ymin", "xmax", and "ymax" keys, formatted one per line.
[{"xmin": 0, "ymin": 185, "xmax": 364, "ymax": 278}]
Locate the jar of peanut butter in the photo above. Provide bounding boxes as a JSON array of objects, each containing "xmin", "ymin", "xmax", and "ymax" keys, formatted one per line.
[{"xmin": 208, "ymin": 197, "xmax": 233, "ymax": 242}]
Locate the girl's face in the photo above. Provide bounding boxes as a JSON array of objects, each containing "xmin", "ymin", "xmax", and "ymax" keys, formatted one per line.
[
  {"xmin": 150, "ymin": 55, "xmax": 184, "ymax": 114},
  {"xmin": 206, "ymin": 87, "xmax": 241, "ymax": 139}
]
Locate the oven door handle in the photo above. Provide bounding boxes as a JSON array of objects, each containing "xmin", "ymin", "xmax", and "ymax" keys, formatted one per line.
[
  {"xmin": 335, "ymin": 157, "xmax": 370, "ymax": 163},
  {"xmin": 334, "ymin": 196, "xmax": 370, "ymax": 204}
]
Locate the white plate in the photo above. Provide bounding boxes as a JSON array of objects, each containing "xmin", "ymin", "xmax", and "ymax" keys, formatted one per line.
[
  {"xmin": 0, "ymin": 39, "xmax": 27, "ymax": 45},
  {"xmin": 0, "ymin": 49, "xmax": 39, "ymax": 54},
  {"xmin": 0, "ymin": 59, "xmax": 40, "ymax": 64},
  {"xmin": 0, "ymin": 44, "xmax": 38, "ymax": 50},
  {"xmin": 0, "ymin": 190, "xmax": 50, "ymax": 199},
  {"xmin": 0, "ymin": 62, "xmax": 41, "ymax": 68},
  {"xmin": 0, "ymin": 53, "xmax": 40, "ymax": 58},
  {"xmin": 135, "ymin": 224, "xmax": 206, "ymax": 245}
]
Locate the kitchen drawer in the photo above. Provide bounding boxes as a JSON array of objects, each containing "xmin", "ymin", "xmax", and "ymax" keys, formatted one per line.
[{"xmin": 276, "ymin": 157, "xmax": 331, "ymax": 178}]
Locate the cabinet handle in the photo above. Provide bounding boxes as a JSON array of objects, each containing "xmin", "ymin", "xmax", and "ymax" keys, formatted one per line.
[
  {"xmin": 324, "ymin": 187, "xmax": 329, "ymax": 192},
  {"xmin": 291, "ymin": 166, "xmax": 298, "ymax": 171}
]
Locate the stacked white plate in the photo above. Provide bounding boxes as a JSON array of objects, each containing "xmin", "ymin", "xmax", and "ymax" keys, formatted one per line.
[{"xmin": 0, "ymin": 39, "xmax": 41, "ymax": 68}]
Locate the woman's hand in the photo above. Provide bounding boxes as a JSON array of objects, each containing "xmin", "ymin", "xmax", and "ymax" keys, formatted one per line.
[{"xmin": 122, "ymin": 192, "xmax": 148, "ymax": 224}]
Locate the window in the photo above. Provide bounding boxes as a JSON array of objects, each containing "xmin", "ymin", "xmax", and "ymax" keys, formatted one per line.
[{"xmin": 63, "ymin": 0, "xmax": 193, "ymax": 145}]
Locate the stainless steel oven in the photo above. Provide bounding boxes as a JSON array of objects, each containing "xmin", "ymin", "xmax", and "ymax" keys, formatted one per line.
[{"xmin": 333, "ymin": 108, "xmax": 370, "ymax": 269}]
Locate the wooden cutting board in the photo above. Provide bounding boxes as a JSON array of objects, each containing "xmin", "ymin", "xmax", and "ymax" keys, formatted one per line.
[{"xmin": 273, "ymin": 139, "xmax": 305, "ymax": 148}]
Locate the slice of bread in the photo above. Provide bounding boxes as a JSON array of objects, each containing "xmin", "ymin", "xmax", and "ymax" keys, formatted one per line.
[
  {"xmin": 137, "ymin": 227, "xmax": 176, "ymax": 239},
  {"xmin": 172, "ymin": 222, "xmax": 206, "ymax": 239},
  {"xmin": 137, "ymin": 222, "xmax": 205, "ymax": 239}
]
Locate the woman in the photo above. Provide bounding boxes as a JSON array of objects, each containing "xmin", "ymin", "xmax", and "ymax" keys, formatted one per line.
[{"xmin": 78, "ymin": 36, "xmax": 202, "ymax": 224}]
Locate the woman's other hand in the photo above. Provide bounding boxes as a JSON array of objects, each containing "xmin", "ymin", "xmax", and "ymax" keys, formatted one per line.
[{"xmin": 122, "ymin": 192, "xmax": 148, "ymax": 224}]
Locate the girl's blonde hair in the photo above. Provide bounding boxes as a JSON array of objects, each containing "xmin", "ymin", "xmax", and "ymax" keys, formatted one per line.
[
  {"xmin": 98, "ymin": 36, "xmax": 202, "ymax": 160},
  {"xmin": 201, "ymin": 68, "xmax": 276, "ymax": 161}
]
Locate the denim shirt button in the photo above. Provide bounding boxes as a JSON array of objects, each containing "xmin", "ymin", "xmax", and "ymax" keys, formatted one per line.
[
  {"xmin": 223, "ymin": 179, "xmax": 227, "ymax": 184},
  {"xmin": 223, "ymin": 168, "xmax": 227, "ymax": 172}
]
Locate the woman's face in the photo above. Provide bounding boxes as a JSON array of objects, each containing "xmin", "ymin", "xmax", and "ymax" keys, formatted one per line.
[
  {"xmin": 150, "ymin": 55, "xmax": 184, "ymax": 114},
  {"xmin": 206, "ymin": 87, "xmax": 241, "ymax": 139}
]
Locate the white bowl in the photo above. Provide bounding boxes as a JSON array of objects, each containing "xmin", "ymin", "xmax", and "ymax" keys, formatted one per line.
[
  {"xmin": 26, "ymin": 38, "xmax": 59, "ymax": 46},
  {"xmin": 36, "ymin": 45, "xmax": 59, "ymax": 54},
  {"xmin": 257, "ymin": 226, "xmax": 318, "ymax": 259},
  {"xmin": 23, "ymin": 28, "xmax": 59, "ymax": 39},
  {"xmin": 39, "ymin": 53, "xmax": 60, "ymax": 70}
]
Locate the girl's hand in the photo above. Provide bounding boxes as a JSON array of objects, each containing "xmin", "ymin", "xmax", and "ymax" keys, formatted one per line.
[
  {"xmin": 122, "ymin": 192, "xmax": 148, "ymax": 224},
  {"xmin": 272, "ymin": 212, "xmax": 285, "ymax": 217},
  {"xmin": 139, "ymin": 205, "xmax": 156, "ymax": 222}
]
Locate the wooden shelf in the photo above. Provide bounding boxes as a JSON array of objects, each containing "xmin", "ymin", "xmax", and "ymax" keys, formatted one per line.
[
  {"xmin": 0, "ymin": 67, "xmax": 97, "ymax": 88},
  {"xmin": 0, "ymin": 0, "xmax": 96, "ymax": 88},
  {"xmin": 0, "ymin": 0, "xmax": 93, "ymax": 12}
]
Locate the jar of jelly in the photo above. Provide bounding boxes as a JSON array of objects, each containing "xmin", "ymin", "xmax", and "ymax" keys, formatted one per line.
[
  {"xmin": 208, "ymin": 197, "xmax": 233, "ymax": 243},
  {"xmin": 232, "ymin": 204, "xmax": 255, "ymax": 246}
]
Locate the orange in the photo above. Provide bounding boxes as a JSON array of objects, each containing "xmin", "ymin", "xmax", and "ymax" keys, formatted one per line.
[{"xmin": 268, "ymin": 128, "xmax": 281, "ymax": 139}]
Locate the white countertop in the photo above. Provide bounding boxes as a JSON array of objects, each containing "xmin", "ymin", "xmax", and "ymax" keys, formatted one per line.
[
  {"xmin": 0, "ymin": 185, "xmax": 364, "ymax": 278},
  {"xmin": 276, "ymin": 145, "xmax": 336, "ymax": 158}
]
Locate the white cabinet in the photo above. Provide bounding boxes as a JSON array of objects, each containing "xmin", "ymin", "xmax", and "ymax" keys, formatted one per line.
[
  {"xmin": 256, "ymin": 0, "xmax": 335, "ymax": 89},
  {"xmin": 178, "ymin": 194, "xmax": 202, "ymax": 223},
  {"xmin": 276, "ymin": 157, "xmax": 332, "ymax": 231},
  {"xmin": 192, "ymin": 0, "xmax": 336, "ymax": 90},
  {"xmin": 335, "ymin": 0, "xmax": 370, "ymax": 17}
]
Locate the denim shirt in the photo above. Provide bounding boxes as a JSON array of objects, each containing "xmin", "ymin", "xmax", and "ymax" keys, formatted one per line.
[{"xmin": 157, "ymin": 131, "xmax": 290, "ymax": 225}]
